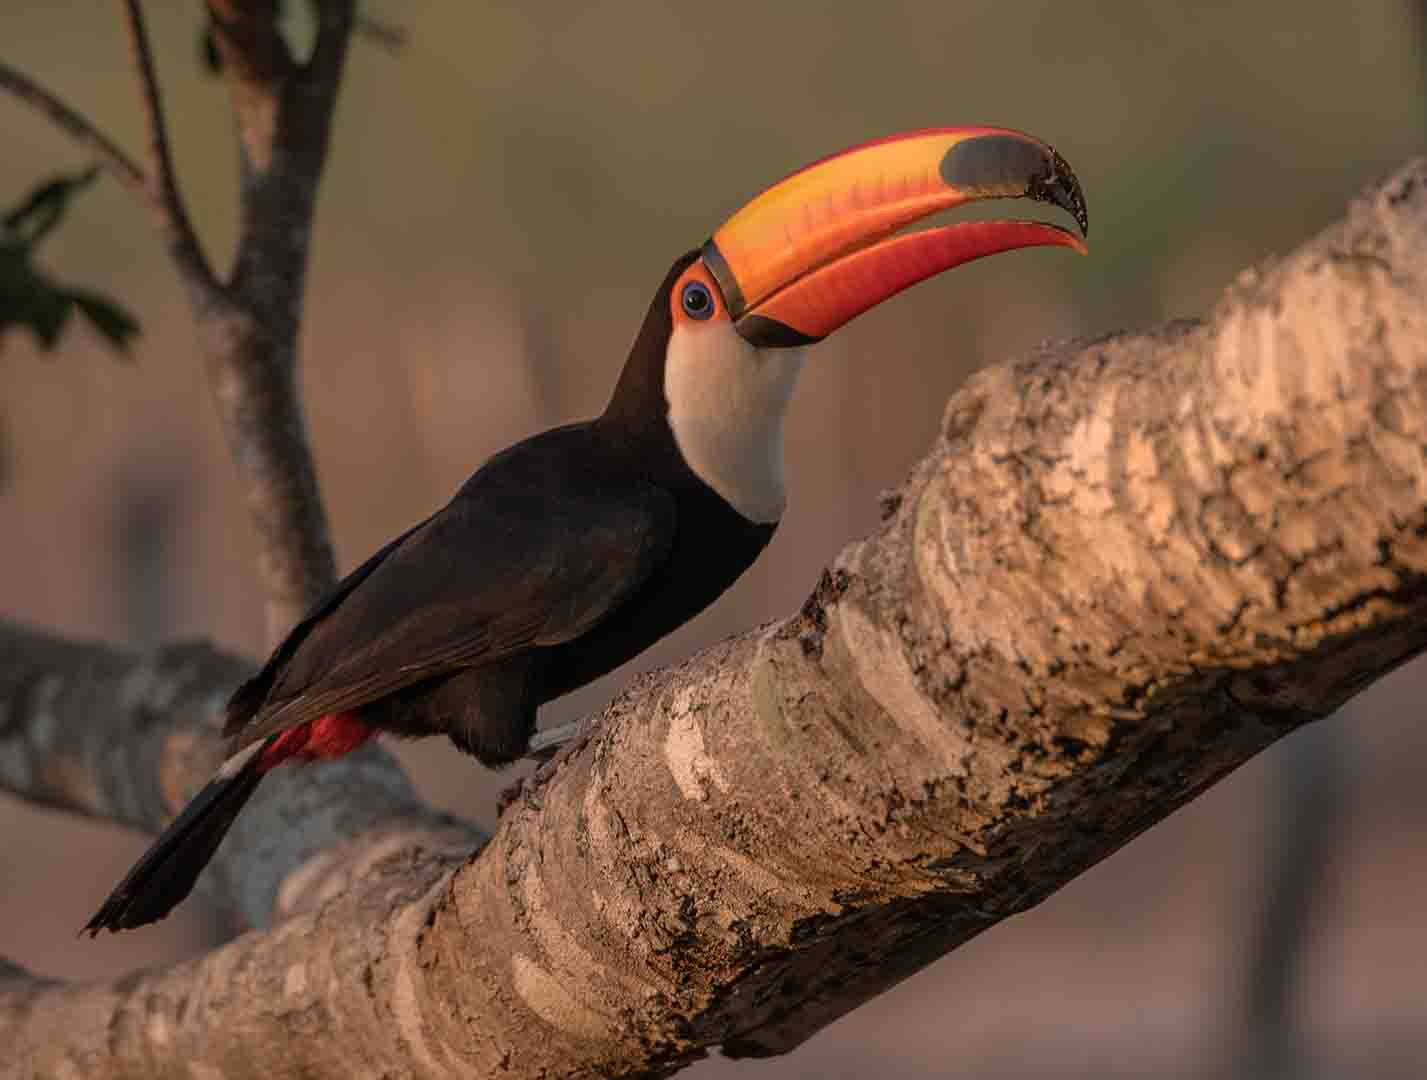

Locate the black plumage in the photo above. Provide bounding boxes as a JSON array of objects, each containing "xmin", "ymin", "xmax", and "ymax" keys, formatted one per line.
[
  {"xmin": 83, "ymin": 252, "xmax": 775, "ymax": 934},
  {"xmin": 222, "ymin": 251, "xmax": 774, "ymax": 761}
]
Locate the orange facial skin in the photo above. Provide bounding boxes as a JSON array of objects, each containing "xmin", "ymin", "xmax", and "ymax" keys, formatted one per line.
[{"xmin": 668, "ymin": 259, "xmax": 730, "ymax": 333}]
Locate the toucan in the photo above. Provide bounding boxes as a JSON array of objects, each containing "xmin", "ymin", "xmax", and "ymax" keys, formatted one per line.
[{"xmin": 84, "ymin": 126, "xmax": 1087, "ymax": 934}]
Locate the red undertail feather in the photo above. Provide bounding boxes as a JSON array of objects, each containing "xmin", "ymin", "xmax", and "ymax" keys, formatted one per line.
[{"xmin": 258, "ymin": 711, "xmax": 374, "ymax": 771}]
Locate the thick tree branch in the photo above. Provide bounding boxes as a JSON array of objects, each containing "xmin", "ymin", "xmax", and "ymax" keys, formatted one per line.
[
  {"xmin": 8, "ymin": 160, "xmax": 1427, "ymax": 1075},
  {"xmin": 0, "ymin": 618, "xmax": 480, "ymax": 938}
]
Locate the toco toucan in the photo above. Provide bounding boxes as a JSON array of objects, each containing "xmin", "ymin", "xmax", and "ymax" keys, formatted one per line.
[{"xmin": 85, "ymin": 126, "xmax": 1088, "ymax": 934}]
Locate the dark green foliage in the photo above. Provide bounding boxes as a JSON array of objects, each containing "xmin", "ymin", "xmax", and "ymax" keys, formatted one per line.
[{"xmin": 0, "ymin": 168, "xmax": 140, "ymax": 357}]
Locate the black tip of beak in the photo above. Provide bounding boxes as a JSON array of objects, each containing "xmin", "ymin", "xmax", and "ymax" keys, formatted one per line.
[
  {"xmin": 1034, "ymin": 148, "xmax": 1089, "ymax": 237},
  {"xmin": 939, "ymin": 134, "xmax": 1089, "ymax": 237}
]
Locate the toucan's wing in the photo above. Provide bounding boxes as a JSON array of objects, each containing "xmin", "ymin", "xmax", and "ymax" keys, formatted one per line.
[
  {"xmin": 225, "ymin": 427, "xmax": 676, "ymax": 748},
  {"xmin": 222, "ymin": 516, "xmax": 432, "ymax": 733}
]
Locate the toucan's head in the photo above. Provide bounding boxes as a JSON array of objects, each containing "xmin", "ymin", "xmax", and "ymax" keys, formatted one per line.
[{"xmin": 606, "ymin": 126, "xmax": 1088, "ymax": 524}]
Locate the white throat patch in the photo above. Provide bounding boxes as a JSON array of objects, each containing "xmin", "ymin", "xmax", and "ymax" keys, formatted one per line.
[{"xmin": 664, "ymin": 324, "xmax": 804, "ymax": 524}]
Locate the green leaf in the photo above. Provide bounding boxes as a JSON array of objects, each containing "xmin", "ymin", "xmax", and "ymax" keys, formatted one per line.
[
  {"xmin": 0, "ymin": 242, "xmax": 73, "ymax": 350},
  {"xmin": 200, "ymin": 25, "xmax": 221, "ymax": 74},
  {"xmin": 1, "ymin": 172, "xmax": 143, "ymax": 359},
  {"xmin": 69, "ymin": 288, "xmax": 141, "ymax": 355},
  {"xmin": 2, "ymin": 167, "xmax": 99, "ymax": 248}
]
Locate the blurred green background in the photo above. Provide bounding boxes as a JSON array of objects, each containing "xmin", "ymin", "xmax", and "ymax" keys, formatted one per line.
[{"xmin": 3, "ymin": 3, "xmax": 1426, "ymax": 1076}]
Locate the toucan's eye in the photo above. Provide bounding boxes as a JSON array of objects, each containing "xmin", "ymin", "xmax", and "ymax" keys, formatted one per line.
[{"xmin": 681, "ymin": 281, "xmax": 714, "ymax": 320}]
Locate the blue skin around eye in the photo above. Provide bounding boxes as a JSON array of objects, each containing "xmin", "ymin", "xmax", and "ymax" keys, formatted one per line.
[{"xmin": 681, "ymin": 282, "xmax": 714, "ymax": 320}]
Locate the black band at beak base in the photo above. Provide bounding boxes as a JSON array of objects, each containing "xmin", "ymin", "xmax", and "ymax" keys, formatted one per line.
[
  {"xmin": 734, "ymin": 314, "xmax": 822, "ymax": 349},
  {"xmin": 700, "ymin": 240, "xmax": 748, "ymax": 322}
]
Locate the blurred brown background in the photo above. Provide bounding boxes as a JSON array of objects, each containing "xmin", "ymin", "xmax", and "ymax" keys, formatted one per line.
[{"xmin": 3, "ymin": 3, "xmax": 1426, "ymax": 1076}]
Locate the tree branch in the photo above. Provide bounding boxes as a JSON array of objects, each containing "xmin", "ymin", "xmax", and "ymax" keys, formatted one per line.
[
  {"xmin": 6, "ymin": 160, "xmax": 1427, "ymax": 1074},
  {"xmin": 0, "ymin": 617, "xmax": 480, "ymax": 934},
  {"xmin": 0, "ymin": 60, "xmax": 146, "ymax": 192},
  {"xmin": 117, "ymin": 0, "xmax": 219, "ymax": 299},
  {"xmin": 197, "ymin": 0, "xmax": 356, "ymax": 644}
]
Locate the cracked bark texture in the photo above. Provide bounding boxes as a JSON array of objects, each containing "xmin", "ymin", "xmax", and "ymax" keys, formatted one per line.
[{"xmin": 6, "ymin": 161, "xmax": 1427, "ymax": 1075}]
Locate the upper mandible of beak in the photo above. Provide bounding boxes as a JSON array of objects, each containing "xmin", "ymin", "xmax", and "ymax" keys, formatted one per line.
[{"xmin": 701, "ymin": 127, "xmax": 1089, "ymax": 347}]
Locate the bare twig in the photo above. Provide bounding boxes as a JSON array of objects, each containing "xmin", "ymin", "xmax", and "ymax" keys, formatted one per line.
[
  {"xmin": 116, "ymin": 0, "xmax": 219, "ymax": 298},
  {"xmin": 0, "ymin": 60, "xmax": 145, "ymax": 192},
  {"xmin": 355, "ymin": 13, "xmax": 408, "ymax": 53}
]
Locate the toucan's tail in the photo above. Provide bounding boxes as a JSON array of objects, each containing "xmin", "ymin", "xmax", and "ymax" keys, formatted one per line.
[{"xmin": 81, "ymin": 743, "xmax": 266, "ymax": 935}]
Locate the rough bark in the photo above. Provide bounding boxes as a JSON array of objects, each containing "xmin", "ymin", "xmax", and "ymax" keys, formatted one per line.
[{"xmin": 3, "ymin": 160, "xmax": 1427, "ymax": 1075}]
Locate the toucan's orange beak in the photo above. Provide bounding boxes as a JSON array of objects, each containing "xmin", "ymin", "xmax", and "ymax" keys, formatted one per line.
[{"xmin": 702, "ymin": 127, "xmax": 1088, "ymax": 347}]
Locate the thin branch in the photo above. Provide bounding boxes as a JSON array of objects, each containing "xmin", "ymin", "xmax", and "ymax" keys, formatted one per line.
[
  {"xmin": 354, "ymin": 13, "xmax": 408, "ymax": 53},
  {"xmin": 116, "ymin": 0, "xmax": 219, "ymax": 299},
  {"xmin": 0, "ymin": 60, "xmax": 146, "ymax": 192},
  {"xmin": 3, "ymin": 7, "xmax": 340, "ymax": 645}
]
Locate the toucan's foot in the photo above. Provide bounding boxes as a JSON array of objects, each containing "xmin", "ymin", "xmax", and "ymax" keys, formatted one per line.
[
  {"xmin": 496, "ymin": 775, "xmax": 527, "ymax": 817},
  {"xmin": 496, "ymin": 722, "xmax": 584, "ymax": 816},
  {"xmin": 527, "ymin": 721, "xmax": 580, "ymax": 760}
]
